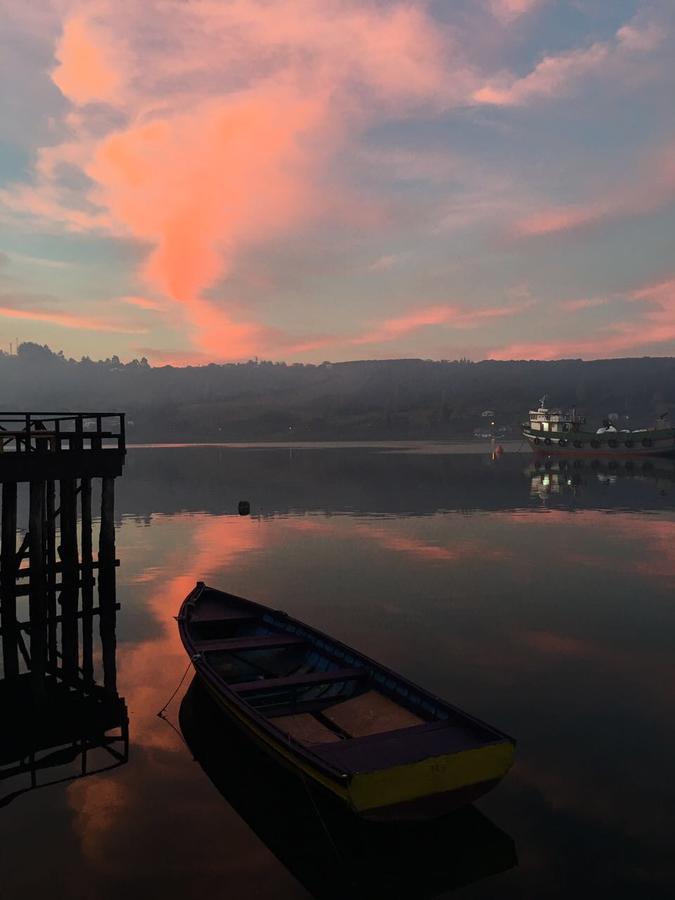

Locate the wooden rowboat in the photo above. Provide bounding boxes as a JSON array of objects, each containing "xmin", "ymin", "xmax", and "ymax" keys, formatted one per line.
[
  {"xmin": 179, "ymin": 678, "xmax": 517, "ymax": 898},
  {"xmin": 177, "ymin": 583, "xmax": 515, "ymax": 821}
]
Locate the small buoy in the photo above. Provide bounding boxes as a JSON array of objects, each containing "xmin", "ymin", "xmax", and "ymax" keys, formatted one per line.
[{"xmin": 238, "ymin": 500, "xmax": 251, "ymax": 516}]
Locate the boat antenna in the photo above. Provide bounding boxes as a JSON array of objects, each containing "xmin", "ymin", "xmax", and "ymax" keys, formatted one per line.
[{"xmin": 539, "ymin": 394, "xmax": 547, "ymax": 408}]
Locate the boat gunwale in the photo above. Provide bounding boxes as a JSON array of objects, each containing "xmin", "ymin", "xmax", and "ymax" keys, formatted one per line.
[{"xmin": 177, "ymin": 583, "xmax": 515, "ymax": 784}]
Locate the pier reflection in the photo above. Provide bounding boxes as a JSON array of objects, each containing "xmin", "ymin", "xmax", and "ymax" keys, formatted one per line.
[
  {"xmin": 0, "ymin": 412, "xmax": 128, "ymax": 809},
  {"xmin": 0, "ymin": 673, "xmax": 128, "ymax": 808},
  {"xmin": 179, "ymin": 678, "xmax": 516, "ymax": 900}
]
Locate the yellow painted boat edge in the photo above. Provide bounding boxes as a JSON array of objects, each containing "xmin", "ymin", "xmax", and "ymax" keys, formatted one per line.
[{"xmin": 348, "ymin": 741, "xmax": 515, "ymax": 813}]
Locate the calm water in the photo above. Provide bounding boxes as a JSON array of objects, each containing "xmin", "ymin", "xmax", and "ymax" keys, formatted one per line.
[{"xmin": 2, "ymin": 445, "xmax": 675, "ymax": 899}]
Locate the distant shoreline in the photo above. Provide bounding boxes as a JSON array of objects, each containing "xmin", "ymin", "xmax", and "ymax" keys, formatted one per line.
[{"xmin": 127, "ymin": 440, "xmax": 528, "ymax": 454}]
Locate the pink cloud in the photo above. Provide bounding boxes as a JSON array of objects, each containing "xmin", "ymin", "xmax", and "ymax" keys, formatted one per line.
[
  {"xmin": 24, "ymin": 0, "xmax": 458, "ymax": 360},
  {"xmin": 474, "ymin": 16, "xmax": 664, "ymax": 107},
  {"xmin": 511, "ymin": 138, "xmax": 675, "ymax": 238},
  {"xmin": 488, "ymin": 277, "xmax": 675, "ymax": 359},
  {"xmin": 488, "ymin": 0, "xmax": 545, "ymax": 25},
  {"xmin": 368, "ymin": 254, "xmax": 401, "ymax": 272},
  {"xmin": 5, "ymin": 1, "xmax": 673, "ymax": 364},
  {"xmin": 561, "ymin": 297, "xmax": 608, "ymax": 312},
  {"xmin": 121, "ymin": 295, "xmax": 166, "ymax": 312},
  {"xmin": 0, "ymin": 304, "xmax": 145, "ymax": 334},
  {"xmin": 0, "ymin": 183, "xmax": 111, "ymax": 233},
  {"xmin": 353, "ymin": 299, "xmax": 533, "ymax": 345},
  {"xmin": 474, "ymin": 41, "xmax": 610, "ymax": 106},
  {"xmin": 51, "ymin": 14, "xmax": 122, "ymax": 105}
]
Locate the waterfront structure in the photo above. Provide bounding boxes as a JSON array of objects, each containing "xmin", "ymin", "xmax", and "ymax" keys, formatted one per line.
[{"xmin": 0, "ymin": 412, "xmax": 128, "ymax": 805}]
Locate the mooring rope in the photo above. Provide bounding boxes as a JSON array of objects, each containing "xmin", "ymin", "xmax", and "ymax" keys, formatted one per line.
[
  {"xmin": 156, "ymin": 659, "xmax": 195, "ymax": 749},
  {"xmin": 157, "ymin": 658, "xmax": 194, "ymax": 718},
  {"xmin": 298, "ymin": 769, "xmax": 346, "ymax": 872}
]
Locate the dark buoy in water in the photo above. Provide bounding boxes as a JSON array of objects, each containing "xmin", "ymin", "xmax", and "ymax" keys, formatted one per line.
[{"xmin": 238, "ymin": 500, "xmax": 251, "ymax": 516}]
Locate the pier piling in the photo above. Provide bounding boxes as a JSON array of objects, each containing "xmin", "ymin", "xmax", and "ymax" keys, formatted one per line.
[{"xmin": 0, "ymin": 412, "xmax": 128, "ymax": 805}]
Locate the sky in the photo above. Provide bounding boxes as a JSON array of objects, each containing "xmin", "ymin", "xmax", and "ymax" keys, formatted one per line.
[{"xmin": 0, "ymin": 0, "xmax": 674, "ymax": 365}]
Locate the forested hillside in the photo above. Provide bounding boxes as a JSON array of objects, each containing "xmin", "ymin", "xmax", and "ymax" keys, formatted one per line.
[{"xmin": 1, "ymin": 344, "xmax": 674, "ymax": 441}]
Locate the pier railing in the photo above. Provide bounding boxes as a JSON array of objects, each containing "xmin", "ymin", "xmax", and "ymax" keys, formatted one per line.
[{"xmin": 0, "ymin": 412, "xmax": 125, "ymax": 454}]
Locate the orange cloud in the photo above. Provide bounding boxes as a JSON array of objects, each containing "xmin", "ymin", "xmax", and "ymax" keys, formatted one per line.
[
  {"xmin": 30, "ymin": 0, "xmax": 456, "ymax": 360},
  {"xmin": 0, "ymin": 304, "xmax": 146, "ymax": 333},
  {"xmin": 121, "ymin": 295, "xmax": 166, "ymax": 312},
  {"xmin": 353, "ymin": 300, "xmax": 532, "ymax": 345},
  {"xmin": 474, "ymin": 41, "xmax": 610, "ymax": 106},
  {"xmin": 8, "ymin": 1, "xmax": 672, "ymax": 363},
  {"xmin": 488, "ymin": 0, "xmax": 544, "ymax": 24},
  {"xmin": 561, "ymin": 297, "xmax": 608, "ymax": 312},
  {"xmin": 51, "ymin": 14, "xmax": 122, "ymax": 105},
  {"xmin": 511, "ymin": 139, "xmax": 675, "ymax": 238},
  {"xmin": 81, "ymin": 86, "xmax": 329, "ymax": 357},
  {"xmin": 489, "ymin": 278, "xmax": 675, "ymax": 359},
  {"xmin": 474, "ymin": 16, "xmax": 663, "ymax": 107}
]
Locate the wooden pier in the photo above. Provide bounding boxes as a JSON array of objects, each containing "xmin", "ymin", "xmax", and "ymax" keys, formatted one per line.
[{"xmin": 0, "ymin": 412, "xmax": 128, "ymax": 806}]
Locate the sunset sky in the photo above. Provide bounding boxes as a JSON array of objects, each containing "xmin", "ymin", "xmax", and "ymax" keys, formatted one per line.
[{"xmin": 1, "ymin": 0, "xmax": 674, "ymax": 364}]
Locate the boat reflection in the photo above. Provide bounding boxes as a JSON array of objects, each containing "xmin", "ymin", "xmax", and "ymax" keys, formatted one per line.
[
  {"xmin": 528, "ymin": 456, "xmax": 675, "ymax": 501},
  {"xmin": 179, "ymin": 678, "xmax": 516, "ymax": 900}
]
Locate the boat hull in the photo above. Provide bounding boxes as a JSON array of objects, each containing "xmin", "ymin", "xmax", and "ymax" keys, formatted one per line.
[
  {"xmin": 523, "ymin": 426, "xmax": 675, "ymax": 458},
  {"xmin": 195, "ymin": 666, "xmax": 510, "ymax": 821},
  {"xmin": 178, "ymin": 584, "xmax": 515, "ymax": 822},
  {"xmin": 179, "ymin": 677, "xmax": 517, "ymax": 898}
]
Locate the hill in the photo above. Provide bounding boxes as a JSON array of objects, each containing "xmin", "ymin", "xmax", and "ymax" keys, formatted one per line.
[{"xmin": 1, "ymin": 344, "xmax": 673, "ymax": 441}]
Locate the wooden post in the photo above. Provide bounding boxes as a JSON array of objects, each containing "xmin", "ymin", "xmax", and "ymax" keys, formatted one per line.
[
  {"xmin": 80, "ymin": 478, "xmax": 94, "ymax": 688},
  {"xmin": 93, "ymin": 415, "xmax": 102, "ymax": 451},
  {"xmin": 1, "ymin": 481, "xmax": 19, "ymax": 678},
  {"xmin": 99, "ymin": 476, "xmax": 117, "ymax": 696},
  {"xmin": 59, "ymin": 479, "xmax": 79, "ymax": 684},
  {"xmin": 74, "ymin": 415, "xmax": 84, "ymax": 451},
  {"xmin": 28, "ymin": 480, "xmax": 47, "ymax": 695},
  {"xmin": 46, "ymin": 480, "xmax": 57, "ymax": 668}
]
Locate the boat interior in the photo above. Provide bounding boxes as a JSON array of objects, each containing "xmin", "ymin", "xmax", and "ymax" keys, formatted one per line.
[{"xmin": 186, "ymin": 591, "xmax": 497, "ymax": 752}]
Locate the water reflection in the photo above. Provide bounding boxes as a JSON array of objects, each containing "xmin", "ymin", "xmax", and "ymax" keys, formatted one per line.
[
  {"xmin": 118, "ymin": 445, "xmax": 675, "ymax": 516},
  {"xmin": 179, "ymin": 678, "xmax": 516, "ymax": 900},
  {"xmin": 0, "ymin": 468, "xmax": 128, "ymax": 812},
  {"xmin": 3, "ymin": 445, "xmax": 675, "ymax": 899},
  {"xmin": 528, "ymin": 457, "xmax": 675, "ymax": 502},
  {"xmin": 0, "ymin": 675, "xmax": 128, "ymax": 809}
]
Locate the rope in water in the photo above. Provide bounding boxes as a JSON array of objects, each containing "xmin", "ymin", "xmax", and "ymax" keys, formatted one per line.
[
  {"xmin": 298, "ymin": 769, "xmax": 347, "ymax": 873},
  {"xmin": 157, "ymin": 658, "xmax": 194, "ymax": 718}
]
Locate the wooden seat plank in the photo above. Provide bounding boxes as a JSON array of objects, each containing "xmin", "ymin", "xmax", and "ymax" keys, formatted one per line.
[
  {"xmin": 195, "ymin": 634, "xmax": 306, "ymax": 653},
  {"xmin": 322, "ymin": 689, "xmax": 424, "ymax": 738},
  {"xmin": 275, "ymin": 713, "xmax": 341, "ymax": 744},
  {"xmin": 231, "ymin": 667, "xmax": 366, "ymax": 694}
]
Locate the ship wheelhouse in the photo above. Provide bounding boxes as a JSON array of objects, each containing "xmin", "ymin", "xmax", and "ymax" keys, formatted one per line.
[{"xmin": 527, "ymin": 399, "xmax": 585, "ymax": 435}]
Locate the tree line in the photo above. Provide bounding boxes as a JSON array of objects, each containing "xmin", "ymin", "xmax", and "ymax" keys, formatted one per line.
[{"xmin": 1, "ymin": 342, "xmax": 673, "ymax": 441}]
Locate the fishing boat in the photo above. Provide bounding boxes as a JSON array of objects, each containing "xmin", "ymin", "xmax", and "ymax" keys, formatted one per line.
[
  {"xmin": 177, "ymin": 583, "xmax": 515, "ymax": 822},
  {"xmin": 523, "ymin": 397, "xmax": 675, "ymax": 457}
]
